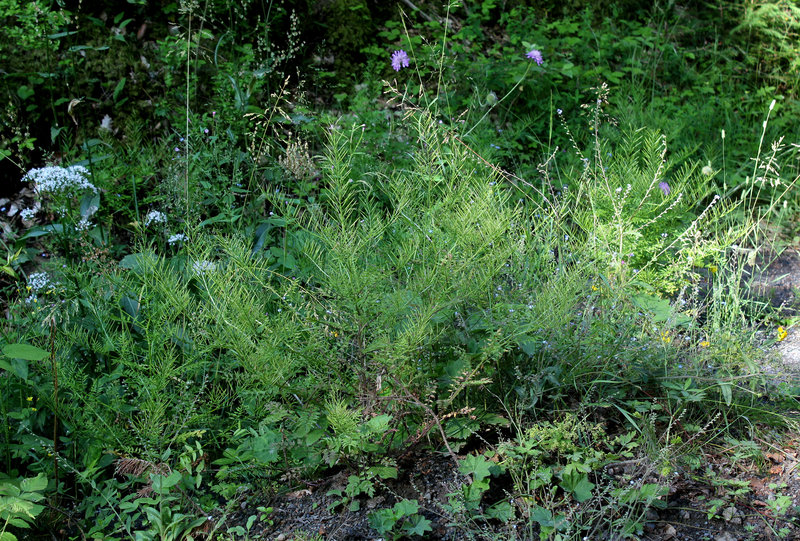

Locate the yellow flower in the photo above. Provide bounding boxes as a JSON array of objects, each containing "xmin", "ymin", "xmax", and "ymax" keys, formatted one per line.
[
  {"xmin": 661, "ymin": 331, "xmax": 672, "ymax": 344},
  {"xmin": 777, "ymin": 326, "xmax": 788, "ymax": 342},
  {"xmin": 26, "ymin": 396, "xmax": 33, "ymax": 402},
  {"xmin": 591, "ymin": 285, "xmax": 599, "ymax": 291},
  {"xmin": 699, "ymin": 340, "xmax": 710, "ymax": 348},
  {"xmin": 708, "ymin": 265, "xmax": 717, "ymax": 274},
  {"xmin": 31, "ymin": 407, "xmax": 37, "ymax": 411}
]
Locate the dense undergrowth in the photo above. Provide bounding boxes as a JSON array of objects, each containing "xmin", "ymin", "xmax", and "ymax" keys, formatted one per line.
[{"xmin": 2, "ymin": 1, "xmax": 800, "ymax": 539}]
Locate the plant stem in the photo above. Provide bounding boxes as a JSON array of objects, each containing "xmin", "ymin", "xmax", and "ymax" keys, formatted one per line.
[{"xmin": 49, "ymin": 317, "xmax": 59, "ymax": 498}]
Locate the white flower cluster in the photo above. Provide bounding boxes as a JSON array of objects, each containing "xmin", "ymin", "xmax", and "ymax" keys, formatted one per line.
[
  {"xmin": 20, "ymin": 208, "xmax": 37, "ymax": 221},
  {"xmin": 145, "ymin": 210, "xmax": 167, "ymax": 226},
  {"xmin": 167, "ymin": 233, "xmax": 187, "ymax": 245},
  {"xmin": 24, "ymin": 165, "xmax": 97, "ymax": 195},
  {"xmin": 25, "ymin": 272, "xmax": 55, "ymax": 304},
  {"xmin": 75, "ymin": 217, "xmax": 93, "ymax": 232},
  {"xmin": 191, "ymin": 260, "xmax": 215, "ymax": 275},
  {"xmin": 27, "ymin": 272, "xmax": 51, "ymax": 292}
]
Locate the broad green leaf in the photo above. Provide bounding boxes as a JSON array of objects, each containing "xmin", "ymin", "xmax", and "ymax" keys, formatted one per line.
[
  {"xmin": 393, "ymin": 499, "xmax": 418, "ymax": 516},
  {"xmin": 0, "ymin": 483, "xmax": 21, "ymax": 497},
  {"xmin": 719, "ymin": 380, "xmax": 732, "ymax": 406},
  {"xmin": 368, "ymin": 466, "xmax": 398, "ymax": 480},
  {"xmin": 459, "ymin": 454, "xmax": 493, "ymax": 481},
  {"xmin": 16, "ymin": 86, "xmax": 34, "ymax": 100},
  {"xmin": 559, "ymin": 471, "xmax": 595, "ymax": 502},
  {"xmin": 19, "ymin": 228, "xmax": 50, "ymax": 241},
  {"xmin": 8, "ymin": 359, "xmax": 28, "ymax": 380},
  {"xmin": 404, "ymin": 514, "xmax": 432, "ymax": 536},
  {"xmin": 631, "ymin": 293, "xmax": 691, "ymax": 326},
  {"xmin": 530, "ymin": 505, "xmax": 554, "ymax": 526},
  {"xmin": 367, "ymin": 508, "xmax": 395, "ymax": 535},
  {"xmin": 364, "ymin": 414, "xmax": 391, "ymax": 434},
  {"xmin": 2, "ymin": 343, "xmax": 48, "ymax": 361},
  {"xmin": 80, "ymin": 193, "xmax": 101, "ymax": 218},
  {"xmin": 486, "ymin": 501, "xmax": 514, "ymax": 522},
  {"xmin": 119, "ymin": 253, "xmax": 147, "ymax": 270},
  {"xmin": 120, "ymin": 295, "xmax": 140, "ymax": 320},
  {"xmin": 150, "ymin": 471, "xmax": 181, "ymax": 494},
  {"xmin": 516, "ymin": 335, "xmax": 540, "ymax": 355}
]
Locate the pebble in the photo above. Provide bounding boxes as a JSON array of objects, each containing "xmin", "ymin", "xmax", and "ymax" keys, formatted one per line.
[{"xmin": 722, "ymin": 506, "xmax": 736, "ymax": 522}]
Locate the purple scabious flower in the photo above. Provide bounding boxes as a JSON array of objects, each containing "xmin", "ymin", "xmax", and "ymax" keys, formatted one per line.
[
  {"xmin": 526, "ymin": 49, "xmax": 544, "ymax": 66},
  {"xmin": 391, "ymin": 50, "xmax": 410, "ymax": 71},
  {"xmin": 659, "ymin": 181, "xmax": 671, "ymax": 196}
]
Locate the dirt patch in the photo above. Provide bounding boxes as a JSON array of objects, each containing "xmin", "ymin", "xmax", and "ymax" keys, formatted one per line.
[
  {"xmin": 747, "ymin": 248, "xmax": 800, "ymax": 316},
  {"xmin": 222, "ymin": 454, "xmax": 469, "ymax": 540},
  {"xmin": 645, "ymin": 437, "xmax": 800, "ymax": 541},
  {"xmin": 218, "ymin": 436, "xmax": 800, "ymax": 541}
]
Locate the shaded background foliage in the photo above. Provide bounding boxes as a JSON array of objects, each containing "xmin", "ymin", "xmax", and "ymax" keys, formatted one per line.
[{"xmin": 1, "ymin": 0, "xmax": 795, "ymax": 158}]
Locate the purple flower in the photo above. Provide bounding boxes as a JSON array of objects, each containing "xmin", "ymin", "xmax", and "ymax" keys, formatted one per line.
[
  {"xmin": 526, "ymin": 49, "xmax": 544, "ymax": 66},
  {"xmin": 391, "ymin": 50, "xmax": 410, "ymax": 71},
  {"xmin": 659, "ymin": 181, "xmax": 671, "ymax": 196}
]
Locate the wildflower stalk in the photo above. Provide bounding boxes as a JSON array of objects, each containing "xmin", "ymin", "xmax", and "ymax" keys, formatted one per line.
[
  {"xmin": 748, "ymin": 100, "xmax": 777, "ymax": 226},
  {"xmin": 435, "ymin": 1, "xmax": 454, "ymax": 114},
  {"xmin": 48, "ymin": 316, "xmax": 59, "ymax": 501},
  {"xmin": 462, "ymin": 63, "xmax": 532, "ymax": 139},
  {"xmin": 185, "ymin": 11, "xmax": 191, "ymax": 218}
]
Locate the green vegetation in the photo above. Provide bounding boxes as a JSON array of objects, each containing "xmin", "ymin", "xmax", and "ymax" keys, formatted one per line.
[{"xmin": 2, "ymin": 1, "xmax": 800, "ymax": 539}]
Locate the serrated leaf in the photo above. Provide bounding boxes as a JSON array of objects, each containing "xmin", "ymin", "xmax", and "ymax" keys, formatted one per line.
[
  {"xmin": 367, "ymin": 508, "xmax": 395, "ymax": 535},
  {"xmin": 486, "ymin": 501, "xmax": 514, "ymax": 522},
  {"xmin": 404, "ymin": 514, "xmax": 432, "ymax": 536},
  {"xmin": 364, "ymin": 414, "xmax": 391, "ymax": 434},
  {"xmin": 459, "ymin": 454, "xmax": 493, "ymax": 481},
  {"xmin": 393, "ymin": 499, "xmax": 418, "ymax": 516},
  {"xmin": 559, "ymin": 471, "xmax": 594, "ymax": 503},
  {"xmin": 19, "ymin": 473, "xmax": 47, "ymax": 493},
  {"xmin": 368, "ymin": 466, "xmax": 398, "ymax": 480},
  {"xmin": 516, "ymin": 335, "xmax": 540, "ymax": 355}
]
